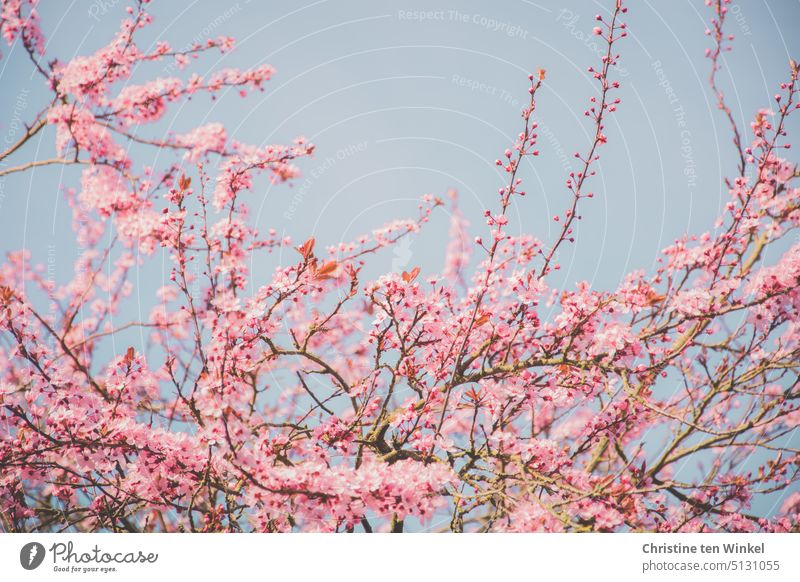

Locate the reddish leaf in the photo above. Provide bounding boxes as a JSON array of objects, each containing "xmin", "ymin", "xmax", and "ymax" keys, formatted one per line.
[
  {"xmin": 296, "ymin": 237, "xmax": 315, "ymax": 260},
  {"xmin": 474, "ymin": 314, "xmax": 490, "ymax": 327},
  {"xmin": 314, "ymin": 260, "xmax": 339, "ymax": 280},
  {"xmin": 465, "ymin": 388, "xmax": 483, "ymax": 403},
  {"xmin": 401, "ymin": 267, "xmax": 420, "ymax": 283},
  {"xmin": 0, "ymin": 286, "xmax": 13, "ymax": 305},
  {"xmin": 645, "ymin": 290, "xmax": 666, "ymax": 306}
]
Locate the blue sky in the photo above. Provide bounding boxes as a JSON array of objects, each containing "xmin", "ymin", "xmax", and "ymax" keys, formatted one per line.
[{"xmin": 2, "ymin": 1, "xmax": 798, "ymax": 294}]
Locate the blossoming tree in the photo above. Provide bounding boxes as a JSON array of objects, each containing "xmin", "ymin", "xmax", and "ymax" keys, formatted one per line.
[{"xmin": 1, "ymin": 0, "xmax": 799, "ymax": 532}]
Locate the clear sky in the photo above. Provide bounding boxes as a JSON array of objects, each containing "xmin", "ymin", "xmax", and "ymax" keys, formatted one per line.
[{"xmin": 1, "ymin": 0, "xmax": 799, "ymax": 527}]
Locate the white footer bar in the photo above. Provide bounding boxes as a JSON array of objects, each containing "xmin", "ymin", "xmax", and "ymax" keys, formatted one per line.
[{"xmin": 1, "ymin": 533, "xmax": 798, "ymax": 581}]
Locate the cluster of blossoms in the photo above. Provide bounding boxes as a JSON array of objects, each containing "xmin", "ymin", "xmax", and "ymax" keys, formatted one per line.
[{"xmin": 0, "ymin": 0, "xmax": 799, "ymax": 532}]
